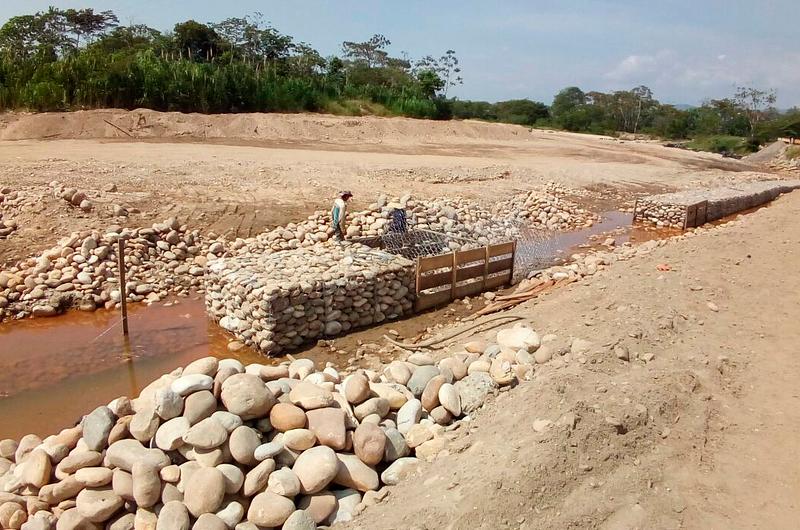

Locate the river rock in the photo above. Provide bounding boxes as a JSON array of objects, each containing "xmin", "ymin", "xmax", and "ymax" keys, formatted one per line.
[
  {"xmin": 406, "ymin": 366, "xmax": 440, "ymax": 397},
  {"xmin": 292, "ymin": 446, "xmax": 338, "ymax": 494},
  {"xmin": 329, "ymin": 489, "xmax": 361, "ymax": 525},
  {"xmin": 353, "ymin": 423, "xmax": 385, "ymax": 466},
  {"xmin": 353, "ymin": 397, "xmax": 389, "ymax": 421},
  {"xmin": 421, "ymin": 375, "xmax": 446, "ymax": 412},
  {"xmin": 253, "ymin": 441, "xmax": 283, "ymax": 461},
  {"xmin": 215, "ymin": 501, "xmax": 244, "ymax": 528},
  {"xmin": 383, "ymin": 427, "xmax": 410, "ymax": 462},
  {"xmin": 296, "ymin": 492, "xmax": 337, "ymax": 524},
  {"xmin": 184, "ymin": 467, "xmax": 226, "ymax": 517},
  {"xmin": 75, "ymin": 488, "xmax": 123, "ymax": 523},
  {"xmin": 438, "ymin": 383, "xmax": 461, "ymax": 417},
  {"xmin": 171, "ymin": 375, "xmax": 213, "ymax": 396},
  {"xmin": 0, "ymin": 502, "xmax": 26, "ymax": 529},
  {"xmin": 216, "ymin": 464, "xmax": 244, "ymax": 495},
  {"xmin": 305, "ymin": 408, "xmax": 346, "ymax": 450},
  {"xmin": 289, "ymin": 382, "xmax": 334, "ymax": 410},
  {"xmin": 183, "ymin": 392, "xmax": 217, "ymax": 425},
  {"xmin": 154, "ymin": 389, "xmax": 184, "ymax": 420},
  {"xmin": 192, "ymin": 514, "xmax": 225, "ymax": 530},
  {"xmin": 343, "ymin": 374, "xmax": 370, "ymax": 405},
  {"xmin": 283, "ymin": 429, "xmax": 317, "ymax": 451},
  {"xmin": 154, "ymin": 417, "xmax": 190, "ymax": 451},
  {"xmin": 282, "ymin": 510, "xmax": 316, "ymax": 530},
  {"xmin": 246, "ymin": 492, "xmax": 295, "ymax": 527},
  {"xmin": 82, "ymin": 407, "xmax": 116, "ymax": 451},
  {"xmin": 381, "ymin": 457, "xmax": 422, "ymax": 485},
  {"xmin": 131, "ymin": 463, "xmax": 161, "ymax": 508},
  {"xmin": 129, "ymin": 408, "xmax": 160, "ymax": 443},
  {"xmin": 396, "ymin": 399, "xmax": 422, "ymax": 435},
  {"xmin": 404, "ymin": 424, "xmax": 433, "ymax": 448},
  {"xmin": 105, "ymin": 440, "xmax": 169, "ymax": 472},
  {"xmin": 220, "ymin": 374, "xmax": 275, "ymax": 420},
  {"xmin": 228, "ymin": 427, "xmax": 261, "ymax": 466},
  {"xmin": 183, "ymin": 357, "xmax": 219, "ymax": 377},
  {"xmin": 384, "ymin": 362, "xmax": 412, "ymax": 385},
  {"xmin": 454, "ymin": 372, "xmax": 498, "ymax": 413},
  {"xmin": 269, "ymin": 403, "xmax": 307, "ymax": 432},
  {"xmin": 242, "ymin": 459, "xmax": 275, "ymax": 496},
  {"xmin": 333, "ymin": 453, "xmax": 379, "ymax": 492},
  {"xmin": 19, "ymin": 449, "xmax": 51, "ymax": 488},
  {"xmin": 267, "ymin": 467, "xmax": 301, "ymax": 497},
  {"xmin": 156, "ymin": 501, "xmax": 189, "ymax": 530},
  {"xmin": 74, "ymin": 467, "xmax": 113, "ymax": 488},
  {"xmin": 183, "ymin": 417, "xmax": 228, "ymax": 449}
]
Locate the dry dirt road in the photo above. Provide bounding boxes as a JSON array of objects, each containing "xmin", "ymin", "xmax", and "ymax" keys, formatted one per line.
[
  {"xmin": 341, "ymin": 193, "xmax": 800, "ymax": 530},
  {"xmin": 0, "ymin": 110, "xmax": 776, "ymax": 266}
]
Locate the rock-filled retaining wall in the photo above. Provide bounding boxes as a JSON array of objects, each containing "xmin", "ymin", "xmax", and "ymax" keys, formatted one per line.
[
  {"xmin": 633, "ymin": 179, "xmax": 800, "ymax": 228},
  {"xmin": 205, "ymin": 245, "xmax": 416, "ymax": 354},
  {"xmin": 0, "ymin": 323, "xmax": 546, "ymax": 530}
]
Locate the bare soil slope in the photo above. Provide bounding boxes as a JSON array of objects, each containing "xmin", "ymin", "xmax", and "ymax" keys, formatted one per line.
[{"xmin": 342, "ymin": 194, "xmax": 800, "ymax": 530}]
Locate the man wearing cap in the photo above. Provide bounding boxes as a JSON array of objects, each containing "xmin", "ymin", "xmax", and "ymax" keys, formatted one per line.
[{"xmin": 331, "ymin": 191, "xmax": 353, "ymax": 241}]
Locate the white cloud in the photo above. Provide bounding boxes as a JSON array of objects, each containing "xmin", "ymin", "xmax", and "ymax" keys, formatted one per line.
[{"xmin": 601, "ymin": 49, "xmax": 800, "ymax": 105}]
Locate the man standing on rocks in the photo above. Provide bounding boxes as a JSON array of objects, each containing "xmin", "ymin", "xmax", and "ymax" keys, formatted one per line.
[{"xmin": 331, "ymin": 191, "xmax": 353, "ymax": 241}]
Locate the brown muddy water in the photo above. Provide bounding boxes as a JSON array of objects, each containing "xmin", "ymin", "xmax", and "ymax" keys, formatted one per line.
[{"xmin": 0, "ymin": 212, "xmax": 676, "ymax": 440}]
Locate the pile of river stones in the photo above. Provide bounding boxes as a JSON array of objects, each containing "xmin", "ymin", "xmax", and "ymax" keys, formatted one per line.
[
  {"xmin": 0, "ymin": 324, "xmax": 545, "ymax": 530},
  {"xmin": 0, "ymin": 218, "xmax": 214, "ymax": 321},
  {"xmin": 232, "ymin": 190, "xmax": 595, "ymax": 255},
  {"xmin": 205, "ymin": 245, "xmax": 416, "ymax": 354}
]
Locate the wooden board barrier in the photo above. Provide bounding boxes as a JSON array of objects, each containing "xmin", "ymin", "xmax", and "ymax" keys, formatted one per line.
[
  {"xmin": 415, "ymin": 289, "xmax": 453, "ymax": 312},
  {"xmin": 415, "ymin": 241, "xmax": 515, "ymax": 312},
  {"xmin": 417, "ymin": 253, "xmax": 454, "ymax": 272}
]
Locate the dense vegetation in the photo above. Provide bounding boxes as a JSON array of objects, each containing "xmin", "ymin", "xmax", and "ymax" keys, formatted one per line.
[
  {"xmin": 1, "ymin": 7, "xmax": 798, "ymax": 154},
  {"xmin": 0, "ymin": 8, "xmax": 460, "ymax": 118}
]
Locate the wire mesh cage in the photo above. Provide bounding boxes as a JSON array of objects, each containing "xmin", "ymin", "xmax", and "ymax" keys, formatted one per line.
[{"xmin": 509, "ymin": 221, "xmax": 560, "ymax": 283}]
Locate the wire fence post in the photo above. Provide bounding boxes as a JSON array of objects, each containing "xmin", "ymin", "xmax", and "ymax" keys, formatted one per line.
[{"xmin": 117, "ymin": 238, "xmax": 129, "ymax": 336}]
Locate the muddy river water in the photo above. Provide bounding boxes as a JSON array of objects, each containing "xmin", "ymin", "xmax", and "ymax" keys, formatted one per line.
[{"xmin": 0, "ymin": 211, "xmax": 677, "ymax": 440}]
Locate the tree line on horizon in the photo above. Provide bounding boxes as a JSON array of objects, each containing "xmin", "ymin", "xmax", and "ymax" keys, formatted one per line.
[{"xmin": 0, "ymin": 7, "xmax": 798, "ymax": 154}]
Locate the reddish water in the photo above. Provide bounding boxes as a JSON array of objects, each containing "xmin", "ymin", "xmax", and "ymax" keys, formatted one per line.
[{"xmin": 0, "ymin": 297, "xmax": 270, "ymax": 439}]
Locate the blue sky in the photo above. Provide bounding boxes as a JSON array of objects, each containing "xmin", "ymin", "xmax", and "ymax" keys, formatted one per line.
[{"xmin": 2, "ymin": 1, "xmax": 798, "ymax": 107}]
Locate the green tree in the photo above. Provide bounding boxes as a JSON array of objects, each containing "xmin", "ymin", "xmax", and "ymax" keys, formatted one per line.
[{"xmin": 734, "ymin": 86, "xmax": 777, "ymax": 138}]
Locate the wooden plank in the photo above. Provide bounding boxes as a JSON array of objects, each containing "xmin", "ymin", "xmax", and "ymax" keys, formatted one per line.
[
  {"xmin": 415, "ymin": 257, "xmax": 422, "ymax": 295},
  {"xmin": 455, "ymin": 248, "xmax": 486, "ymax": 264},
  {"xmin": 455, "ymin": 263, "xmax": 486, "ymax": 282},
  {"xmin": 417, "ymin": 270, "xmax": 452, "ymax": 291},
  {"xmin": 488, "ymin": 242, "xmax": 514, "ymax": 257},
  {"xmin": 417, "ymin": 253, "xmax": 454, "ymax": 273},
  {"xmin": 450, "ymin": 251, "xmax": 457, "ymax": 300},
  {"xmin": 415, "ymin": 289, "xmax": 452, "ymax": 312},
  {"xmin": 483, "ymin": 246, "xmax": 490, "ymax": 292},
  {"xmin": 487, "ymin": 257, "xmax": 513, "ymax": 274},
  {"xmin": 455, "ymin": 280, "xmax": 484, "ymax": 299},
  {"xmin": 485, "ymin": 272, "xmax": 511, "ymax": 289}
]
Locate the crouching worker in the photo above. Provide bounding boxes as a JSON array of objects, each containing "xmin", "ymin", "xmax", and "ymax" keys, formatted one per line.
[{"xmin": 331, "ymin": 190, "xmax": 353, "ymax": 241}]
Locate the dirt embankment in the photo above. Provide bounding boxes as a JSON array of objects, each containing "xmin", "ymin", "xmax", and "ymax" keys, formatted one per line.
[
  {"xmin": 0, "ymin": 109, "xmax": 542, "ymax": 144},
  {"xmin": 340, "ymin": 193, "xmax": 800, "ymax": 530}
]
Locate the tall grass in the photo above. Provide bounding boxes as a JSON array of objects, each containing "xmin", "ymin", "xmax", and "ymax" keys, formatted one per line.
[{"xmin": 0, "ymin": 50, "xmax": 450, "ymax": 119}]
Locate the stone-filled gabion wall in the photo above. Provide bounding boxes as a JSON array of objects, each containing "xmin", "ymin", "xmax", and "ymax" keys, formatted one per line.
[
  {"xmin": 634, "ymin": 179, "xmax": 800, "ymax": 229},
  {"xmin": 205, "ymin": 244, "xmax": 416, "ymax": 354},
  {"xmin": 631, "ymin": 199, "xmax": 686, "ymax": 228}
]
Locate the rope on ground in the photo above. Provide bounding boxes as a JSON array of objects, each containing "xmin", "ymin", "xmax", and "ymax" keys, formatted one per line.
[{"xmin": 383, "ymin": 313, "xmax": 526, "ymax": 351}]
